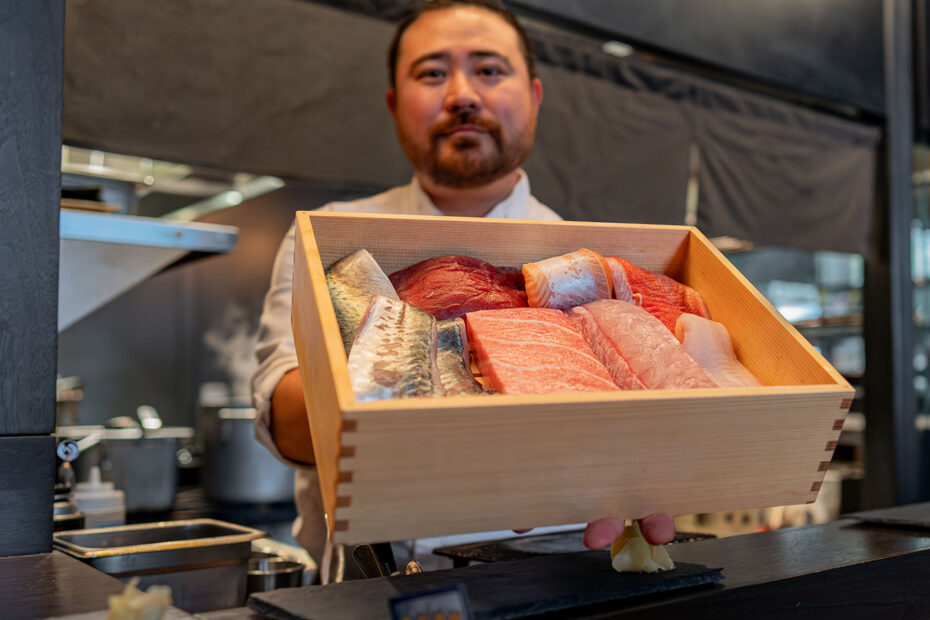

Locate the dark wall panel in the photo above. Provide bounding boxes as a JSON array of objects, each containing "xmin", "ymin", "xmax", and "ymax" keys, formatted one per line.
[
  {"xmin": 510, "ymin": 0, "xmax": 885, "ymax": 115},
  {"xmin": 0, "ymin": 436, "xmax": 54, "ymax": 556},
  {"xmin": 0, "ymin": 0, "xmax": 62, "ymax": 436},
  {"xmin": 63, "ymin": 0, "xmax": 410, "ymax": 189}
]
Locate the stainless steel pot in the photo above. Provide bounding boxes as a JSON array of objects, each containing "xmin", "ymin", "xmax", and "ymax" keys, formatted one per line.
[
  {"xmin": 200, "ymin": 407, "xmax": 294, "ymax": 504},
  {"xmin": 58, "ymin": 424, "xmax": 193, "ymax": 513}
]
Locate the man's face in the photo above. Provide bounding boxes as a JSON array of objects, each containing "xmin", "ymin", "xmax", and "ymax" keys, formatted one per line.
[{"xmin": 388, "ymin": 6, "xmax": 543, "ymax": 188}]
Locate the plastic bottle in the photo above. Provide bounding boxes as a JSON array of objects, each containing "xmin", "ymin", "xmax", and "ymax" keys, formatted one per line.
[{"xmin": 72, "ymin": 466, "xmax": 126, "ymax": 528}]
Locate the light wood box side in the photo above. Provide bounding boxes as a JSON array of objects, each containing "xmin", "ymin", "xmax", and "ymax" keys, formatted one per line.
[
  {"xmin": 292, "ymin": 215, "xmax": 356, "ymax": 535},
  {"xmin": 306, "ymin": 212, "xmax": 691, "ymax": 273},
  {"xmin": 677, "ymin": 229, "xmax": 850, "ymax": 389},
  {"xmin": 334, "ymin": 387, "xmax": 850, "ymax": 543}
]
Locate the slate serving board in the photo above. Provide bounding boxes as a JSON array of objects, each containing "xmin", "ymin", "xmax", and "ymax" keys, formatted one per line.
[
  {"xmin": 248, "ymin": 551, "xmax": 722, "ymax": 620},
  {"xmin": 433, "ymin": 529, "xmax": 716, "ymax": 564},
  {"xmin": 846, "ymin": 502, "xmax": 930, "ymax": 530}
]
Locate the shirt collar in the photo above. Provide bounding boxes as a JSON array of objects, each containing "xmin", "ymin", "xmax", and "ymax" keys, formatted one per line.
[{"xmin": 409, "ymin": 170, "xmax": 532, "ymax": 219}]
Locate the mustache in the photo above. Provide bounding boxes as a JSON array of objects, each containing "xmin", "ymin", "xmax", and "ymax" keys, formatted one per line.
[{"xmin": 432, "ymin": 111, "xmax": 500, "ymax": 137}]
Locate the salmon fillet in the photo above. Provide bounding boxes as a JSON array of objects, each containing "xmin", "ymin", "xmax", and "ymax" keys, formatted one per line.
[
  {"xmin": 606, "ymin": 257, "xmax": 710, "ymax": 333},
  {"xmin": 465, "ymin": 307, "xmax": 619, "ymax": 395},
  {"xmin": 572, "ymin": 300, "xmax": 716, "ymax": 390},
  {"xmin": 523, "ymin": 249, "xmax": 613, "ymax": 310}
]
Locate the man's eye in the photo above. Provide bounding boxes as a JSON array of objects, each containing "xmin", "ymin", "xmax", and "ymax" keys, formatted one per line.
[
  {"xmin": 477, "ymin": 66, "xmax": 505, "ymax": 77},
  {"xmin": 417, "ymin": 69, "xmax": 446, "ymax": 80}
]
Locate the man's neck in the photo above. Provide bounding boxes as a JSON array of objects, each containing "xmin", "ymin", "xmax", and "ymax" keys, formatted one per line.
[{"xmin": 417, "ymin": 170, "xmax": 521, "ymax": 217}]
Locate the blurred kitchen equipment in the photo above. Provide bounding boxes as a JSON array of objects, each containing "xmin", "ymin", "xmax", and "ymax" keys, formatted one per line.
[
  {"xmin": 247, "ymin": 555, "xmax": 304, "ymax": 594},
  {"xmin": 251, "ymin": 538, "xmax": 317, "ymax": 585},
  {"xmin": 53, "ymin": 518, "xmax": 264, "ymax": 613},
  {"xmin": 54, "ymin": 438, "xmax": 86, "ymax": 532},
  {"xmin": 57, "ymin": 412, "xmax": 194, "ymax": 513},
  {"xmin": 53, "ymin": 484, "xmax": 86, "ymax": 532},
  {"xmin": 72, "ymin": 465, "xmax": 126, "ymax": 528},
  {"xmin": 56, "ymin": 376, "xmax": 84, "ymax": 426},
  {"xmin": 200, "ymin": 406, "xmax": 294, "ymax": 504},
  {"xmin": 136, "ymin": 405, "xmax": 163, "ymax": 430}
]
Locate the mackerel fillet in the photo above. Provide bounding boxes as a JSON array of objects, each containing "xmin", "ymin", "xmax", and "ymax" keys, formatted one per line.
[{"xmin": 347, "ymin": 295, "xmax": 442, "ymax": 401}]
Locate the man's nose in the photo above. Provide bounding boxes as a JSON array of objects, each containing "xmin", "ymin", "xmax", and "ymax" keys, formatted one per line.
[{"xmin": 445, "ymin": 71, "xmax": 481, "ymax": 113}]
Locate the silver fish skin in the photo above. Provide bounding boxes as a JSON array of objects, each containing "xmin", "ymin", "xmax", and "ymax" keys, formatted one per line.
[
  {"xmin": 348, "ymin": 295, "xmax": 442, "ymax": 401},
  {"xmin": 436, "ymin": 319, "xmax": 495, "ymax": 396},
  {"xmin": 326, "ymin": 249, "xmax": 399, "ymax": 354}
]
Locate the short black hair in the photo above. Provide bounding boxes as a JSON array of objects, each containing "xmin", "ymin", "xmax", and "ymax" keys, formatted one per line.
[{"xmin": 387, "ymin": 0, "xmax": 537, "ymax": 89}]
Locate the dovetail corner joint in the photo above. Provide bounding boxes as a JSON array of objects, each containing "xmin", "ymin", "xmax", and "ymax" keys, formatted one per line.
[
  {"xmin": 840, "ymin": 398, "xmax": 853, "ymax": 409},
  {"xmin": 334, "ymin": 520, "xmax": 349, "ymax": 532},
  {"xmin": 336, "ymin": 496, "xmax": 352, "ymax": 508},
  {"xmin": 832, "ymin": 419, "xmax": 845, "ymax": 431},
  {"xmin": 341, "ymin": 445, "xmax": 356, "ymax": 458},
  {"xmin": 818, "ymin": 461, "xmax": 830, "ymax": 472},
  {"xmin": 342, "ymin": 419, "xmax": 358, "ymax": 432},
  {"xmin": 810, "ymin": 481, "xmax": 822, "ymax": 492},
  {"xmin": 825, "ymin": 440, "xmax": 837, "ymax": 451},
  {"xmin": 338, "ymin": 471, "xmax": 354, "ymax": 483}
]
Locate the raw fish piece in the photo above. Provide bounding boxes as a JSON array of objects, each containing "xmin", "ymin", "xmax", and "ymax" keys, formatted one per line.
[
  {"xmin": 465, "ymin": 307, "xmax": 619, "ymax": 395},
  {"xmin": 675, "ymin": 313, "xmax": 762, "ymax": 387},
  {"xmin": 436, "ymin": 319, "xmax": 494, "ymax": 396},
  {"xmin": 389, "ymin": 255, "xmax": 527, "ymax": 320},
  {"xmin": 572, "ymin": 300, "xmax": 716, "ymax": 390},
  {"xmin": 570, "ymin": 306, "xmax": 646, "ymax": 390},
  {"xmin": 326, "ymin": 249, "xmax": 399, "ymax": 353},
  {"xmin": 523, "ymin": 249, "xmax": 613, "ymax": 310},
  {"xmin": 347, "ymin": 295, "xmax": 442, "ymax": 401},
  {"xmin": 606, "ymin": 257, "xmax": 710, "ymax": 333}
]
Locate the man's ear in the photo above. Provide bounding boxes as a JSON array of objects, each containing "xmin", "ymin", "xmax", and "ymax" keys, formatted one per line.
[
  {"xmin": 531, "ymin": 78, "xmax": 543, "ymax": 110},
  {"xmin": 386, "ymin": 88, "xmax": 397, "ymax": 115}
]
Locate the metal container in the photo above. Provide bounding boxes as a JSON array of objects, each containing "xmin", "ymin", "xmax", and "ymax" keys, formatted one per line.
[
  {"xmin": 200, "ymin": 407, "xmax": 294, "ymax": 504},
  {"xmin": 53, "ymin": 518, "xmax": 264, "ymax": 613},
  {"xmin": 247, "ymin": 555, "xmax": 304, "ymax": 594},
  {"xmin": 58, "ymin": 425, "xmax": 193, "ymax": 512}
]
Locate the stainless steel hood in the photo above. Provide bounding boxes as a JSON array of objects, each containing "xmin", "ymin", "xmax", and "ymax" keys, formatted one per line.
[{"xmin": 59, "ymin": 210, "xmax": 238, "ymax": 331}]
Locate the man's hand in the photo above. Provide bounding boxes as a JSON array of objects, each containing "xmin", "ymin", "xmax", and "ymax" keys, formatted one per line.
[
  {"xmin": 583, "ymin": 514, "xmax": 675, "ymax": 548},
  {"xmin": 270, "ymin": 368, "xmax": 316, "ymax": 465}
]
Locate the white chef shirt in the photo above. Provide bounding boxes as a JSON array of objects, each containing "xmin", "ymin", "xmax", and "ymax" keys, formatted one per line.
[{"xmin": 251, "ymin": 172, "xmax": 565, "ymax": 570}]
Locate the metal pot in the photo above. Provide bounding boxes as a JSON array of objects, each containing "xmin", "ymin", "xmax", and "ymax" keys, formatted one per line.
[
  {"xmin": 200, "ymin": 407, "xmax": 294, "ymax": 504},
  {"xmin": 58, "ymin": 424, "xmax": 193, "ymax": 513}
]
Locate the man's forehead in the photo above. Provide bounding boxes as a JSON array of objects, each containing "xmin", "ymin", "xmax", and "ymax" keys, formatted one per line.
[{"xmin": 397, "ymin": 7, "xmax": 523, "ymax": 65}]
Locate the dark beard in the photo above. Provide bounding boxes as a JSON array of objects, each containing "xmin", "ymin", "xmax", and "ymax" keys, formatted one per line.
[{"xmin": 406, "ymin": 111, "xmax": 535, "ymax": 189}]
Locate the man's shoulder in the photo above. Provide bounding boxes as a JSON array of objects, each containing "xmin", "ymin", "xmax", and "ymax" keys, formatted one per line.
[
  {"xmin": 527, "ymin": 196, "xmax": 563, "ymax": 221},
  {"xmin": 316, "ymin": 184, "xmax": 411, "ymax": 214}
]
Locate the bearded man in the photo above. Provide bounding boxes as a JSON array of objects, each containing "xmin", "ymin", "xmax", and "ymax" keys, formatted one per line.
[{"xmin": 251, "ymin": 0, "xmax": 672, "ymax": 578}]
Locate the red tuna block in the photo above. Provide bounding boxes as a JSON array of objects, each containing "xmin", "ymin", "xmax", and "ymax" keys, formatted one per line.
[
  {"xmin": 389, "ymin": 255, "xmax": 527, "ymax": 320},
  {"xmin": 465, "ymin": 307, "xmax": 619, "ymax": 395}
]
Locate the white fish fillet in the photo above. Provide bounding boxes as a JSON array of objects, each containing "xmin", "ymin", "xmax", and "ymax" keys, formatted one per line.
[{"xmin": 675, "ymin": 313, "xmax": 761, "ymax": 387}]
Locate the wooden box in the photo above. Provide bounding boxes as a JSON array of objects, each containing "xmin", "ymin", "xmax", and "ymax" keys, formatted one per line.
[{"xmin": 292, "ymin": 212, "xmax": 853, "ymax": 544}]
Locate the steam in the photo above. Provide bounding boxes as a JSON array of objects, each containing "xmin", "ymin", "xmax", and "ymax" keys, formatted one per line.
[{"xmin": 202, "ymin": 304, "xmax": 259, "ymax": 403}]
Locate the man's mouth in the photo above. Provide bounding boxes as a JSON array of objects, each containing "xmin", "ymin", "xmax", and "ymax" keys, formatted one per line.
[{"xmin": 443, "ymin": 124, "xmax": 486, "ymax": 136}]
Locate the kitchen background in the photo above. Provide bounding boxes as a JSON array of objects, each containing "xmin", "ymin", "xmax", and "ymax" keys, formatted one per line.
[{"xmin": 52, "ymin": 0, "xmax": 930, "ymax": 540}]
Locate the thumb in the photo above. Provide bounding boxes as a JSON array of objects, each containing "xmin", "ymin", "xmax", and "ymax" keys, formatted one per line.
[
  {"xmin": 638, "ymin": 513, "xmax": 675, "ymax": 545},
  {"xmin": 583, "ymin": 518, "xmax": 626, "ymax": 549}
]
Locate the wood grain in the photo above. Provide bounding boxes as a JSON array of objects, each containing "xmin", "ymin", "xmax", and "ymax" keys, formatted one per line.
[
  {"xmin": 292, "ymin": 217, "xmax": 353, "ymax": 538},
  {"xmin": 292, "ymin": 212, "xmax": 854, "ymax": 544},
  {"xmin": 0, "ymin": 551, "xmax": 194, "ymax": 619},
  {"xmin": 0, "ymin": 436, "xmax": 55, "ymax": 556},
  {"xmin": 0, "ymin": 0, "xmax": 63, "ymax": 435}
]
